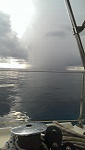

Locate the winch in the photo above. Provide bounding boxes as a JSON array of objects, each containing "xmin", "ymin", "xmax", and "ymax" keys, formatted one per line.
[
  {"xmin": 1, "ymin": 122, "xmax": 77, "ymax": 150},
  {"xmin": 11, "ymin": 122, "xmax": 47, "ymax": 150}
]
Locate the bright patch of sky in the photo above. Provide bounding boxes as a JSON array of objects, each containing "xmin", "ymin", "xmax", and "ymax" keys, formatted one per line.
[{"xmin": 0, "ymin": 0, "xmax": 35, "ymax": 38}]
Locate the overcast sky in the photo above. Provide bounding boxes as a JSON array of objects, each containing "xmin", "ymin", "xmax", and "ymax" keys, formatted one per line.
[{"xmin": 0, "ymin": 0, "xmax": 85, "ymax": 70}]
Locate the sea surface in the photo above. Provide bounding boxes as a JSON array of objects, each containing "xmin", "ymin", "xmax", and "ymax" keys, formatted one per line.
[{"xmin": 0, "ymin": 70, "xmax": 84, "ymax": 125}]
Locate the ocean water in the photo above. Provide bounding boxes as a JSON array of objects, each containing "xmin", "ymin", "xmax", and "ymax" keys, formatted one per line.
[{"xmin": 0, "ymin": 70, "xmax": 83, "ymax": 123}]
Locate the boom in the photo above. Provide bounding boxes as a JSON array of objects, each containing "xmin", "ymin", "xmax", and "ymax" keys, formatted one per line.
[{"xmin": 64, "ymin": 0, "xmax": 85, "ymax": 69}]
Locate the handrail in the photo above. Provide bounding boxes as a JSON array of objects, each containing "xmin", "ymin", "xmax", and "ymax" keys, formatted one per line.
[{"xmin": 0, "ymin": 120, "xmax": 78, "ymax": 125}]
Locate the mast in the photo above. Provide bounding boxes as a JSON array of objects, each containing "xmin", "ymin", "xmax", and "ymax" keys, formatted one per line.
[{"xmin": 64, "ymin": 0, "xmax": 85, "ymax": 127}]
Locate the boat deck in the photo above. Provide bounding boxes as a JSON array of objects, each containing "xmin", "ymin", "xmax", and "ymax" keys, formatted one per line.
[
  {"xmin": 0, "ymin": 127, "xmax": 11, "ymax": 148},
  {"xmin": 1, "ymin": 121, "xmax": 85, "ymax": 148}
]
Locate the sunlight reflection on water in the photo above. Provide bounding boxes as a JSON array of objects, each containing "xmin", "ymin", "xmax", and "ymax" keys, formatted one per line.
[
  {"xmin": 0, "ymin": 111, "xmax": 30, "ymax": 127},
  {"xmin": 0, "ymin": 84, "xmax": 15, "ymax": 87}
]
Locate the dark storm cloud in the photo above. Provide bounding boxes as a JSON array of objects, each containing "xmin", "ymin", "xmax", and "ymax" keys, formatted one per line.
[
  {"xmin": 0, "ymin": 11, "xmax": 29, "ymax": 62},
  {"xmin": 45, "ymin": 31, "xmax": 66, "ymax": 38},
  {"xmin": 0, "ymin": 12, "xmax": 11, "ymax": 35}
]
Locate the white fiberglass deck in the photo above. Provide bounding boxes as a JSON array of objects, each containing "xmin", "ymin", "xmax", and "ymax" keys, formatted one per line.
[{"xmin": 0, "ymin": 127, "xmax": 11, "ymax": 148}]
